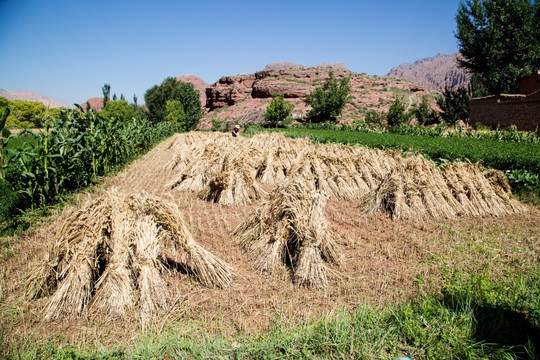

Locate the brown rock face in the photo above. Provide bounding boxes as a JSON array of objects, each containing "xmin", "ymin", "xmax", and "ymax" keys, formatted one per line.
[
  {"xmin": 205, "ymin": 68, "xmax": 352, "ymax": 109},
  {"xmin": 385, "ymin": 52, "xmax": 471, "ymax": 91},
  {"xmin": 199, "ymin": 66, "xmax": 431, "ymax": 129}
]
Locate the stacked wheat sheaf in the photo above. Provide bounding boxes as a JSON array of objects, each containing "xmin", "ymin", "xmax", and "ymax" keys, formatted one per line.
[
  {"xmin": 27, "ymin": 190, "xmax": 235, "ymax": 324},
  {"xmin": 32, "ymin": 132, "xmax": 526, "ymax": 321},
  {"xmin": 166, "ymin": 132, "xmax": 525, "ymax": 287}
]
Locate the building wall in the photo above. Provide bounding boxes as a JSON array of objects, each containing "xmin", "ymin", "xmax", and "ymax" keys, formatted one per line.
[
  {"xmin": 520, "ymin": 74, "xmax": 540, "ymax": 94},
  {"xmin": 470, "ymin": 92, "xmax": 540, "ymax": 132}
]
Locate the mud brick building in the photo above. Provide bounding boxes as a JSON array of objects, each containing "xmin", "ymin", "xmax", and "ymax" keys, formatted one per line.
[{"xmin": 469, "ymin": 73, "xmax": 540, "ymax": 132}]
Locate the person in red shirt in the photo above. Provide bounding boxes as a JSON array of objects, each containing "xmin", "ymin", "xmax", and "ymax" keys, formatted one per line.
[{"xmin": 231, "ymin": 125, "xmax": 240, "ymax": 137}]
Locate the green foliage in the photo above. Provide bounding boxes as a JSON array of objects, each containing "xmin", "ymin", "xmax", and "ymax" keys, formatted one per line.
[
  {"xmin": 99, "ymin": 100, "xmax": 138, "ymax": 123},
  {"xmin": 1, "ymin": 108, "xmax": 12, "ymax": 180},
  {"xmin": 174, "ymin": 81, "xmax": 202, "ymax": 131},
  {"xmin": 102, "ymin": 83, "xmax": 111, "ymax": 109},
  {"xmin": 436, "ymin": 86, "xmax": 470, "ymax": 127},
  {"xmin": 455, "ymin": 0, "xmax": 540, "ymax": 95},
  {"xmin": 144, "ymin": 77, "xmax": 177, "ymax": 123},
  {"xmin": 411, "ymin": 96, "xmax": 440, "ymax": 126},
  {"xmin": 144, "ymin": 77, "xmax": 202, "ymax": 129},
  {"xmin": 386, "ymin": 96, "xmax": 411, "ymax": 128},
  {"xmin": 166, "ymin": 99, "xmax": 185, "ymax": 132},
  {"xmin": 263, "ymin": 93, "xmax": 294, "ymax": 127},
  {"xmin": 1, "ymin": 108, "xmax": 173, "ymax": 233},
  {"xmin": 1, "ymin": 99, "xmax": 46, "ymax": 128},
  {"xmin": 304, "ymin": 70, "xmax": 351, "ymax": 123}
]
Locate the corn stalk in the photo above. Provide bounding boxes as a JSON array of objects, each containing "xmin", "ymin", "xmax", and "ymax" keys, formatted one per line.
[{"xmin": 0, "ymin": 108, "xmax": 11, "ymax": 180}]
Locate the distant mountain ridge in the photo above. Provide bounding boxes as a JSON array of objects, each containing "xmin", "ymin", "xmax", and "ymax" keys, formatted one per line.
[
  {"xmin": 385, "ymin": 52, "xmax": 471, "ymax": 91},
  {"xmin": 0, "ymin": 88, "xmax": 66, "ymax": 108}
]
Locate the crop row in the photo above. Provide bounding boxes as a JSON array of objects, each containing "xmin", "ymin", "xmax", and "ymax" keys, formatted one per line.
[
  {"xmin": 1, "ymin": 108, "xmax": 174, "ymax": 231},
  {"xmin": 277, "ymin": 128, "xmax": 540, "ymax": 176}
]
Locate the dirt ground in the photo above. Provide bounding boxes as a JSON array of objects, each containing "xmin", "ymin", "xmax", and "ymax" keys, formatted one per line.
[{"xmin": 1, "ymin": 133, "xmax": 539, "ymax": 348}]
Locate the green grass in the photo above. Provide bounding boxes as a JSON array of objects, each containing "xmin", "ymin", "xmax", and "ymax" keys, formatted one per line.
[{"xmin": 3, "ymin": 267, "xmax": 539, "ymax": 359}]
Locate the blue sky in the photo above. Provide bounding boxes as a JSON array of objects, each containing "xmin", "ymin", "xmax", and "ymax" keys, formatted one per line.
[{"xmin": 0, "ymin": 0, "xmax": 462, "ymax": 106}]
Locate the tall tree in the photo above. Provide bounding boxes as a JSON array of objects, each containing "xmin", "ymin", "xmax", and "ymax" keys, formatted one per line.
[
  {"xmin": 144, "ymin": 77, "xmax": 202, "ymax": 129},
  {"xmin": 304, "ymin": 70, "xmax": 351, "ymax": 123},
  {"xmin": 455, "ymin": 0, "xmax": 540, "ymax": 96},
  {"xmin": 102, "ymin": 84, "xmax": 111, "ymax": 109},
  {"xmin": 437, "ymin": 86, "xmax": 471, "ymax": 127},
  {"xmin": 133, "ymin": 94, "xmax": 138, "ymax": 108},
  {"xmin": 173, "ymin": 82, "xmax": 202, "ymax": 131},
  {"xmin": 144, "ymin": 77, "xmax": 178, "ymax": 123}
]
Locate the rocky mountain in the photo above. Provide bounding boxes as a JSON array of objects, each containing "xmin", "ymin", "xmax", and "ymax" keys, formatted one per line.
[
  {"xmin": 264, "ymin": 61, "xmax": 348, "ymax": 71},
  {"xmin": 199, "ymin": 66, "xmax": 429, "ymax": 128},
  {"xmin": 385, "ymin": 52, "xmax": 471, "ymax": 91},
  {"xmin": 0, "ymin": 88, "xmax": 66, "ymax": 108}
]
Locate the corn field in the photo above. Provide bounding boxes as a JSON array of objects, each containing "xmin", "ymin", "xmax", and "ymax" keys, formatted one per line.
[{"xmin": 0, "ymin": 107, "xmax": 174, "ymax": 226}]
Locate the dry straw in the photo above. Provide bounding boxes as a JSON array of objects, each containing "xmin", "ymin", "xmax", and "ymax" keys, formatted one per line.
[
  {"xmin": 27, "ymin": 189, "xmax": 235, "ymax": 321},
  {"xmin": 233, "ymin": 179, "xmax": 340, "ymax": 288},
  {"xmin": 167, "ymin": 132, "xmax": 525, "ymax": 220},
  {"xmin": 361, "ymin": 156, "xmax": 527, "ymax": 220}
]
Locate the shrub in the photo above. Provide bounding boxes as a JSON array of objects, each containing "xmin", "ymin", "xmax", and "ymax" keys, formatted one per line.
[
  {"xmin": 263, "ymin": 93, "xmax": 294, "ymax": 127},
  {"xmin": 304, "ymin": 70, "xmax": 351, "ymax": 123},
  {"xmin": 386, "ymin": 96, "xmax": 411, "ymax": 128}
]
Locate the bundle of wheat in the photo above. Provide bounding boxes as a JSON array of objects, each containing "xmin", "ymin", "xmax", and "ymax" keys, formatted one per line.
[
  {"xmin": 361, "ymin": 156, "xmax": 464, "ymax": 220},
  {"xmin": 169, "ymin": 137, "xmax": 266, "ymax": 205},
  {"xmin": 166, "ymin": 132, "xmax": 231, "ymax": 171},
  {"xmin": 361, "ymin": 156, "xmax": 527, "ymax": 220},
  {"xmin": 28, "ymin": 190, "xmax": 235, "ymax": 321},
  {"xmin": 198, "ymin": 158, "xmax": 267, "ymax": 206},
  {"xmin": 442, "ymin": 162, "xmax": 527, "ymax": 217},
  {"xmin": 251, "ymin": 134, "xmax": 314, "ymax": 186},
  {"xmin": 233, "ymin": 179, "xmax": 340, "ymax": 288}
]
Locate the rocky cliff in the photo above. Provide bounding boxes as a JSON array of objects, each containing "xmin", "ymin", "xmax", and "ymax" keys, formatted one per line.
[
  {"xmin": 199, "ymin": 66, "xmax": 430, "ymax": 128},
  {"xmin": 385, "ymin": 52, "xmax": 471, "ymax": 91}
]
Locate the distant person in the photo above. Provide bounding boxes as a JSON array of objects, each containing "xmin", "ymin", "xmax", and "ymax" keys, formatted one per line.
[{"xmin": 231, "ymin": 125, "xmax": 240, "ymax": 137}]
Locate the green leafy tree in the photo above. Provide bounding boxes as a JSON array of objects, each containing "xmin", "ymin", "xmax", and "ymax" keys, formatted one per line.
[
  {"xmin": 144, "ymin": 77, "xmax": 202, "ymax": 129},
  {"xmin": 3, "ymin": 100, "xmax": 46, "ymax": 128},
  {"xmin": 144, "ymin": 77, "xmax": 180, "ymax": 123},
  {"xmin": 173, "ymin": 82, "xmax": 202, "ymax": 131},
  {"xmin": 386, "ymin": 96, "xmax": 411, "ymax": 128},
  {"xmin": 304, "ymin": 70, "xmax": 352, "ymax": 123},
  {"xmin": 112, "ymin": 93, "xmax": 117, "ymax": 101},
  {"xmin": 263, "ymin": 93, "xmax": 294, "ymax": 127},
  {"xmin": 436, "ymin": 86, "xmax": 470, "ymax": 127},
  {"xmin": 455, "ymin": 0, "xmax": 540, "ymax": 95},
  {"xmin": 411, "ymin": 96, "xmax": 441, "ymax": 126},
  {"xmin": 166, "ymin": 99, "xmax": 185, "ymax": 132},
  {"xmin": 102, "ymin": 84, "xmax": 111, "ymax": 108},
  {"xmin": 99, "ymin": 100, "xmax": 138, "ymax": 122}
]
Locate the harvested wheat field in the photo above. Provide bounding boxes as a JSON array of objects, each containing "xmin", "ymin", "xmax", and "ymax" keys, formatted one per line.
[{"xmin": 0, "ymin": 132, "xmax": 538, "ymax": 349}]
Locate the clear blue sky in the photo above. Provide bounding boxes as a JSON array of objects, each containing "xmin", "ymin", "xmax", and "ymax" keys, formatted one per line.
[{"xmin": 0, "ymin": 0, "xmax": 462, "ymax": 107}]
